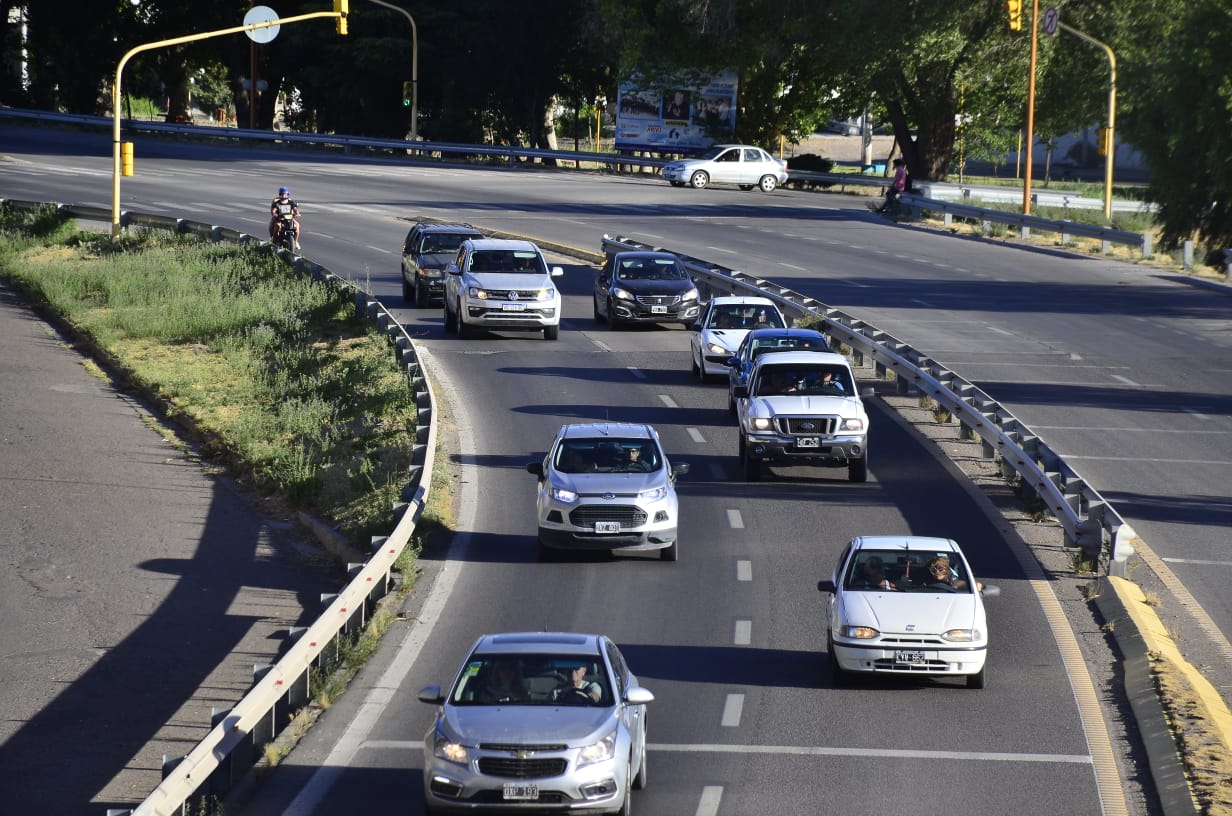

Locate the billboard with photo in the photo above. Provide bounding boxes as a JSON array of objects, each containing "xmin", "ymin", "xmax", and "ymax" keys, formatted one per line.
[{"xmin": 614, "ymin": 71, "xmax": 738, "ymax": 153}]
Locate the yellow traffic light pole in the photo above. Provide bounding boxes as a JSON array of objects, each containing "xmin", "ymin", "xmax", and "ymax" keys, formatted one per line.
[
  {"xmin": 1058, "ymin": 21, "xmax": 1117, "ymax": 220},
  {"xmin": 1022, "ymin": 0, "xmax": 1040, "ymax": 215},
  {"xmin": 111, "ymin": 8, "xmax": 348, "ymax": 239}
]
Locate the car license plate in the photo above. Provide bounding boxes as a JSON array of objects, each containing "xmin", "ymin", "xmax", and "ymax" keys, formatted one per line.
[
  {"xmin": 894, "ymin": 650, "xmax": 926, "ymax": 665},
  {"xmin": 796, "ymin": 437, "xmax": 821, "ymax": 448},
  {"xmin": 594, "ymin": 521, "xmax": 621, "ymax": 533},
  {"xmin": 651, "ymin": 305, "xmax": 667, "ymax": 314},
  {"xmin": 501, "ymin": 303, "xmax": 526, "ymax": 311},
  {"xmin": 503, "ymin": 783, "xmax": 539, "ymax": 801}
]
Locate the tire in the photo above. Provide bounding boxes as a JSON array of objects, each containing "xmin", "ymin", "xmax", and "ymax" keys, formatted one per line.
[
  {"xmin": 690, "ymin": 348, "xmax": 700, "ymax": 376},
  {"xmin": 615, "ymin": 772, "xmax": 632, "ymax": 816},
  {"xmin": 967, "ymin": 666, "xmax": 986, "ymax": 690},
  {"xmin": 848, "ymin": 456, "xmax": 868, "ymax": 483},
  {"xmin": 544, "ymin": 324, "xmax": 560, "ymax": 340},
  {"xmin": 443, "ymin": 300, "xmax": 457, "ymax": 332},
  {"xmin": 758, "ymin": 174, "xmax": 778, "ymax": 192},
  {"xmin": 739, "ymin": 184, "xmax": 754, "ymax": 191},
  {"xmin": 727, "ymin": 390, "xmax": 736, "ymax": 416},
  {"xmin": 457, "ymin": 314, "xmax": 473, "ymax": 339},
  {"xmin": 593, "ymin": 296, "xmax": 605, "ymax": 324},
  {"xmin": 415, "ymin": 279, "xmax": 431, "ymax": 309},
  {"xmin": 695, "ymin": 351, "xmax": 710, "ymax": 382},
  {"xmin": 402, "ymin": 274, "xmax": 413, "ymax": 304},
  {"xmin": 689, "ymin": 170, "xmax": 709, "ymax": 189},
  {"xmin": 740, "ymin": 436, "xmax": 762, "ymax": 482},
  {"xmin": 633, "ymin": 732, "xmax": 648, "ymax": 789},
  {"xmin": 828, "ymin": 639, "xmax": 848, "ymax": 687},
  {"xmin": 659, "ymin": 541, "xmax": 678, "ymax": 562}
]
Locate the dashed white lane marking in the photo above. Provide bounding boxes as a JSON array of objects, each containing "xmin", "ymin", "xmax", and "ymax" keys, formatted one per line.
[
  {"xmin": 726, "ymin": 509, "xmax": 744, "ymax": 529},
  {"xmin": 687, "ymin": 427, "xmax": 706, "ymax": 443},
  {"xmin": 736, "ymin": 560, "xmax": 752, "ymax": 582},
  {"xmin": 1183, "ymin": 407, "xmax": 1211, "ymax": 420},
  {"xmin": 659, "ymin": 394, "xmax": 678, "ymax": 408},
  {"xmin": 911, "ymin": 298, "xmax": 934, "ymax": 307},
  {"xmin": 653, "ymin": 743, "xmax": 1091, "ymax": 764},
  {"xmin": 705, "ymin": 246, "xmax": 737, "ymax": 254},
  {"xmin": 628, "ymin": 366, "xmax": 647, "ymax": 379},
  {"xmin": 720, "ymin": 694, "xmax": 745, "ymax": 727},
  {"xmin": 1111, "ymin": 374, "xmax": 1140, "ymax": 386},
  {"xmin": 1164, "ymin": 558, "xmax": 1232, "ymax": 567},
  {"xmin": 1070, "ymin": 352, "xmax": 1084, "ymax": 361},
  {"xmin": 986, "ymin": 326, "xmax": 1015, "ymax": 336},
  {"xmin": 367, "ymin": 246, "xmax": 393, "ymax": 254},
  {"xmin": 591, "ymin": 338, "xmax": 613, "ymax": 352},
  {"xmin": 695, "ymin": 785, "xmax": 723, "ymax": 816},
  {"xmin": 779, "ymin": 262, "xmax": 809, "ymax": 272},
  {"xmin": 733, "ymin": 620, "xmax": 751, "ymax": 645},
  {"xmin": 633, "ymin": 232, "xmax": 667, "ymax": 241}
]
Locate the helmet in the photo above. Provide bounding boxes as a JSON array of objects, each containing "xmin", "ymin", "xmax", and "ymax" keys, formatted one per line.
[{"xmin": 278, "ymin": 187, "xmax": 290, "ymax": 196}]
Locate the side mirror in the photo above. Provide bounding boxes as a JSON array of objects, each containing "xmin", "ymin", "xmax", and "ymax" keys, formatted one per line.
[
  {"xmin": 417, "ymin": 684, "xmax": 444, "ymax": 705},
  {"xmin": 733, "ymin": 385, "xmax": 749, "ymax": 399},
  {"xmin": 446, "ymin": 263, "xmax": 460, "ymax": 275},
  {"xmin": 526, "ymin": 462, "xmax": 544, "ymax": 476},
  {"xmin": 979, "ymin": 585, "xmax": 1001, "ymax": 598},
  {"xmin": 817, "ymin": 579, "xmax": 837, "ymax": 594},
  {"xmin": 689, "ymin": 321, "xmax": 702, "ymax": 332},
  {"xmin": 860, "ymin": 387, "xmax": 875, "ymax": 399},
  {"xmin": 724, "ymin": 357, "xmax": 738, "ymax": 368},
  {"xmin": 550, "ymin": 266, "xmax": 564, "ymax": 277},
  {"xmin": 625, "ymin": 686, "xmax": 655, "ymax": 705},
  {"xmin": 671, "ymin": 462, "xmax": 690, "ymax": 478}
]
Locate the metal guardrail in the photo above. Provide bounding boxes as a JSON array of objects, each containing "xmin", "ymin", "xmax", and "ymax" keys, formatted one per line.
[
  {"xmin": 600, "ymin": 233, "xmax": 1138, "ymax": 576},
  {"xmin": 0, "ymin": 197, "xmax": 437, "ymax": 816}
]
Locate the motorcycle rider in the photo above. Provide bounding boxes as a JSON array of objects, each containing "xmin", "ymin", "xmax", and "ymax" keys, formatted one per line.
[{"xmin": 268, "ymin": 186, "xmax": 302, "ymax": 250}]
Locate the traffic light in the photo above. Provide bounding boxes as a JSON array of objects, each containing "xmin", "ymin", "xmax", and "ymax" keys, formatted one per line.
[
  {"xmin": 334, "ymin": 0, "xmax": 348, "ymax": 35},
  {"xmin": 1007, "ymin": 0, "xmax": 1022, "ymax": 31},
  {"xmin": 402, "ymin": 81, "xmax": 413, "ymax": 108}
]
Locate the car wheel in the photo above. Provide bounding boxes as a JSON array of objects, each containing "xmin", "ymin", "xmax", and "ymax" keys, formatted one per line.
[
  {"xmin": 689, "ymin": 348, "xmax": 700, "ymax": 376},
  {"xmin": 457, "ymin": 308, "xmax": 472, "ymax": 339},
  {"xmin": 593, "ymin": 296, "xmax": 605, "ymax": 324},
  {"xmin": 727, "ymin": 390, "xmax": 736, "ymax": 416},
  {"xmin": 695, "ymin": 352, "xmax": 710, "ymax": 382},
  {"xmin": 415, "ymin": 279, "xmax": 431, "ymax": 309},
  {"xmin": 689, "ymin": 170, "xmax": 709, "ymax": 189},
  {"xmin": 544, "ymin": 324, "xmax": 559, "ymax": 340},
  {"xmin": 659, "ymin": 541, "xmax": 678, "ymax": 562},
  {"xmin": 848, "ymin": 456, "xmax": 868, "ymax": 483},
  {"xmin": 615, "ymin": 773, "xmax": 632, "ymax": 816},
  {"xmin": 443, "ymin": 300, "xmax": 456, "ymax": 332},
  {"xmin": 758, "ymin": 174, "xmax": 778, "ymax": 192},
  {"xmin": 740, "ymin": 436, "xmax": 762, "ymax": 482},
  {"xmin": 828, "ymin": 638, "xmax": 848, "ymax": 687},
  {"xmin": 633, "ymin": 734, "xmax": 648, "ymax": 789},
  {"xmin": 402, "ymin": 274, "xmax": 413, "ymax": 304},
  {"xmin": 967, "ymin": 666, "xmax": 987, "ymax": 690},
  {"xmin": 739, "ymin": 184, "xmax": 754, "ymax": 191}
]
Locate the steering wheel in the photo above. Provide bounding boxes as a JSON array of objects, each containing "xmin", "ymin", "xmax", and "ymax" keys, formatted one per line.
[
  {"xmin": 560, "ymin": 686, "xmax": 593, "ymax": 704},
  {"xmin": 927, "ymin": 581, "xmax": 957, "ymax": 593}
]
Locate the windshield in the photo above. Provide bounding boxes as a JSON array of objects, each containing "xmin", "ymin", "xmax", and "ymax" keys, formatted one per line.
[
  {"xmin": 554, "ymin": 437, "xmax": 663, "ymax": 473},
  {"xmin": 844, "ymin": 550, "xmax": 974, "ymax": 593},
  {"xmin": 755, "ymin": 364, "xmax": 854, "ymax": 396},
  {"xmin": 449, "ymin": 653, "xmax": 613, "ymax": 706},
  {"xmin": 418, "ymin": 233, "xmax": 473, "ymax": 254},
  {"xmin": 708, "ymin": 304, "xmax": 785, "ymax": 330},
  {"xmin": 469, "ymin": 249, "xmax": 547, "ymax": 274},
  {"xmin": 749, "ymin": 335, "xmax": 829, "ymax": 358},
  {"xmin": 616, "ymin": 258, "xmax": 689, "ymax": 281}
]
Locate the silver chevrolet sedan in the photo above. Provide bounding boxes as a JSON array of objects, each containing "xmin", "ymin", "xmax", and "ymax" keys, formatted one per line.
[
  {"xmin": 418, "ymin": 632, "xmax": 654, "ymax": 815},
  {"xmin": 526, "ymin": 422, "xmax": 688, "ymax": 561}
]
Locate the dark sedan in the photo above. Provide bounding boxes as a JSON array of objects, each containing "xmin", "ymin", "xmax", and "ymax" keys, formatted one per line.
[
  {"xmin": 592, "ymin": 251, "xmax": 701, "ymax": 328},
  {"xmin": 725, "ymin": 327, "xmax": 832, "ymax": 414}
]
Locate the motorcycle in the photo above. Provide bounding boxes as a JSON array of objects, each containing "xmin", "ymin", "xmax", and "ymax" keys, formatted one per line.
[{"xmin": 274, "ymin": 204, "xmax": 298, "ymax": 251}]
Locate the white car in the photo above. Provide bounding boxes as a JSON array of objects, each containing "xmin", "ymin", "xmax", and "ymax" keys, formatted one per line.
[
  {"xmin": 689, "ymin": 296, "xmax": 787, "ymax": 382},
  {"xmin": 818, "ymin": 536, "xmax": 1000, "ymax": 689},
  {"xmin": 662, "ymin": 144, "xmax": 788, "ymax": 191},
  {"xmin": 443, "ymin": 238, "xmax": 564, "ymax": 340}
]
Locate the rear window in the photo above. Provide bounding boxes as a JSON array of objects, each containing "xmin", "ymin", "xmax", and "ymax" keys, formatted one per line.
[{"xmin": 418, "ymin": 233, "xmax": 476, "ymax": 254}]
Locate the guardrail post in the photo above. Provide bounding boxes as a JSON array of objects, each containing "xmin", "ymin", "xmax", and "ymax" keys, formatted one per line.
[
  {"xmin": 1141, "ymin": 232, "xmax": 1152, "ymax": 258},
  {"xmin": 1109, "ymin": 523, "xmax": 1137, "ymax": 577},
  {"xmin": 1182, "ymin": 240, "xmax": 1194, "ymax": 270}
]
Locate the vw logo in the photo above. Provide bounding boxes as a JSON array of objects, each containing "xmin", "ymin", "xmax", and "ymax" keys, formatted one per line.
[
  {"xmin": 602, "ymin": 492, "xmax": 616, "ymax": 500},
  {"xmin": 800, "ymin": 422, "xmax": 816, "ymax": 431},
  {"xmin": 508, "ymin": 291, "xmax": 520, "ymax": 301}
]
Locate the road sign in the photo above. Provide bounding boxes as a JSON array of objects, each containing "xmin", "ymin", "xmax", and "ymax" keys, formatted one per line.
[
  {"xmin": 1043, "ymin": 6, "xmax": 1060, "ymax": 37},
  {"xmin": 244, "ymin": 6, "xmax": 280, "ymax": 44}
]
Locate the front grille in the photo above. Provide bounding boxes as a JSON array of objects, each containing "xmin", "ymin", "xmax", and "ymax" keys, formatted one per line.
[
  {"xmin": 477, "ymin": 757, "xmax": 568, "ymax": 778},
  {"xmin": 570, "ymin": 505, "xmax": 647, "ymax": 526},
  {"xmin": 780, "ymin": 416, "xmax": 837, "ymax": 435},
  {"xmin": 635, "ymin": 294, "xmax": 682, "ymax": 306},
  {"xmin": 492, "ymin": 290, "xmax": 546, "ymax": 300}
]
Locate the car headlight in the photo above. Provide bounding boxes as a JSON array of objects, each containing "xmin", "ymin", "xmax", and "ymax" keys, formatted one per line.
[
  {"xmin": 839, "ymin": 625, "xmax": 879, "ymax": 639},
  {"xmin": 706, "ymin": 342, "xmax": 728, "ymax": 355},
  {"xmin": 682, "ymin": 287, "xmax": 699, "ymax": 301},
  {"xmin": 550, "ymin": 486, "xmax": 578, "ymax": 503},
  {"xmin": 638, "ymin": 485, "xmax": 667, "ymax": 501},
  {"xmin": 839, "ymin": 418, "xmax": 865, "ymax": 432},
  {"xmin": 749, "ymin": 417, "xmax": 773, "ymax": 431},
  {"xmin": 577, "ymin": 730, "xmax": 617, "ymax": 768},
  {"xmin": 421, "ymin": 268, "xmax": 442, "ymax": 279},
  {"xmin": 942, "ymin": 628, "xmax": 980, "ymax": 642},
  {"xmin": 612, "ymin": 288, "xmax": 634, "ymax": 301},
  {"xmin": 433, "ymin": 731, "xmax": 470, "ymax": 765},
  {"xmin": 467, "ymin": 286, "xmax": 488, "ymax": 299},
  {"xmin": 534, "ymin": 288, "xmax": 554, "ymax": 302}
]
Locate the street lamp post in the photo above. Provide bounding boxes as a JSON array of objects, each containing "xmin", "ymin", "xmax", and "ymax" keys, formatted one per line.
[
  {"xmin": 364, "ymin": 0, "xmax": 418, "ymax": 141},
  {"xmin": 1058, "ymin": 21, "xmax": 1116, "ymax": 221}
]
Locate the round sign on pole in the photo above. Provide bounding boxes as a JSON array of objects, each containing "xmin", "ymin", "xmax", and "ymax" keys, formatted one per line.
[
  {"xmin": 244, "ymin": 6, "xmax": 280, "ymax": 44},
  {"xmin": 1042, "ymin": 6, "xmax": 1060, "ymax": 37}
]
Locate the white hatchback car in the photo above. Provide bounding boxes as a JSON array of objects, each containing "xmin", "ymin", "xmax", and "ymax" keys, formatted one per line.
[
  {"xmin": 443, "ymin": 238, "xmax": 564, "ymax": 340},
  {"xmin": 818, "ymin": 536, "xmax": 1000, "ymax": 689},
  {"xmin": 662, "ymin": 144, "xmax": 788, "ymax": 191},
  {"xmin": 689, "ymin": 296, "xmax": 787, "ymax": 381}
]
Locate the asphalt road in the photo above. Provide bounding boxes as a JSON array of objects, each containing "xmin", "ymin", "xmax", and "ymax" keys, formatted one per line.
[{"xmin": 4, "ymin": 122, "xmax": 1220, "ymax": 813}]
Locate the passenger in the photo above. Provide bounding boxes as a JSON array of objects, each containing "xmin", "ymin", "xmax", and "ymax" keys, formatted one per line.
[
  {"xmin": 855, "ymin": 556, "xmax": 898, "ymax": 590},
  {"xmin": 818, "ymin": 369, "xmax": 846, "ymax": 394},
  {"xmin": 623, "ymin": 445, "xmax": 653, "ymax": 472},
  {"xmin": 553, "ymin": 664, "xmax": 601, "ymax": 704},
  {"xmin": 477, "ymin": 662, "xmax": 526, "ymax": 703},
  {"xmin": 924, "ymin": 555, "xmax": 982, "ymax": 592}
]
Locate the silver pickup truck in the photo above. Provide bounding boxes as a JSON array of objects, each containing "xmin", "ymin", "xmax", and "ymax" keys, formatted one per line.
[{"xmin": 733, "ymin": 350, "xmax": 871, "ymax": 482}]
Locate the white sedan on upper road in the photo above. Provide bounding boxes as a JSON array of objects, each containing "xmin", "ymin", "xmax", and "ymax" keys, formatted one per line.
[{"xmin": 662, "ymin": 144, "xmax": 788, "ymax": 191}]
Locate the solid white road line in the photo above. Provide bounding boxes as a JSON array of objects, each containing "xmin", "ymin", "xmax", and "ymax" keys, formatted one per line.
[
  {"xmin": 653, "ymin": 743, "xmax": 1091, "ymax": 764},
  {"xmin": 720, "ymin": 694, "xmax": 744, "ymax": 727}
]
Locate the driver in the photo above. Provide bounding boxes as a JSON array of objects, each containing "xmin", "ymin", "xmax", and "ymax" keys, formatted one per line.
[{"xmin": 553, "ymin": 664, "xmax": 601, "ymax": 704}]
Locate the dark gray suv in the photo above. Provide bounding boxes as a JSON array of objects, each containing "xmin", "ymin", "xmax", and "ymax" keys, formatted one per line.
[{"xmin": 401, "ymin": 222, "xmax": 483, "ymax": 307}]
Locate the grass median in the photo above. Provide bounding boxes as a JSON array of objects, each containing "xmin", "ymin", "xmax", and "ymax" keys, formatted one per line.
[{"xmin": 0, "ymin": 204, "xmax": 423, "ymax": 553}]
